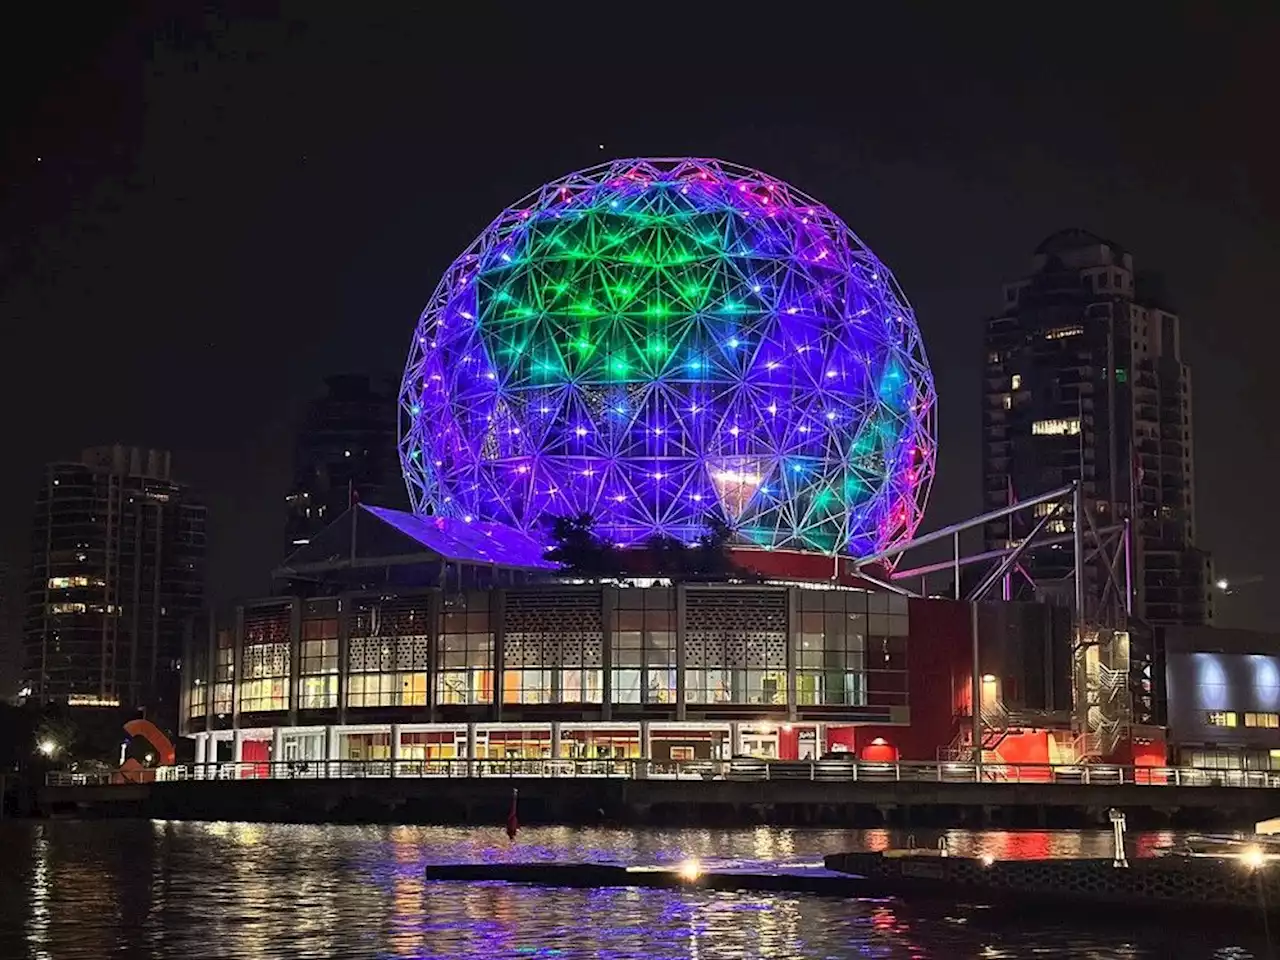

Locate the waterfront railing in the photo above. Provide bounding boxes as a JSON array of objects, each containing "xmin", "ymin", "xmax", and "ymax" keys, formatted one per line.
[{"xmin": 45, "ymin": 758, "xmax": 1280, "ymax": 789}]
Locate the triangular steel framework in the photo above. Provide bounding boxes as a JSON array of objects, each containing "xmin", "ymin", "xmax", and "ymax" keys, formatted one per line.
[
  {"xmin": 852, "ymin": 480, "xmax": 1135, "ymax": 766},
  {"xmin": 399, "ymin": 158, "xmax": 936, "ymax": 558}
]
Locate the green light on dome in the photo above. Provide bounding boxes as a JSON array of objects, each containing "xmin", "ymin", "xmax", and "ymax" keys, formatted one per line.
[{"xmin": 403, "ymin": 158, "xmax": 935, "ymax": 558}]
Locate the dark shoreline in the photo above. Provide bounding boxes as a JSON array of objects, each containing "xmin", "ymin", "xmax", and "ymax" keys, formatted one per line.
[{"xmin": 35, "ymin": 774, "xmax": 1279, "ymax": 830}]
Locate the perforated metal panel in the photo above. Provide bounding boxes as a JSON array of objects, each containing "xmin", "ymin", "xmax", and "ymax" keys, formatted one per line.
[
  {"xmin": 503, "ymin": 589, "xmax": 603, "ymax": 668},
  {"xmin": 349, "ymin": 595, "xmax": 432, "ymax": 672},
  {"xmin": 685, "ymin": 589, "xmax": 787, "ymax": 669},
  {"xmin": 242, "ymin": 604, "xmax": 292, "ymax": 679}
]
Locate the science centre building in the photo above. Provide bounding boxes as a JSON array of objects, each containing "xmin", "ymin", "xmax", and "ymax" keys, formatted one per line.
[{"xmin": 180, "ymin": 159, "xmax": 1046, "ymax": 771}]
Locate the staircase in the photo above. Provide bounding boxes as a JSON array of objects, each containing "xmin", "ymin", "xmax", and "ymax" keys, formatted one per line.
[{"xmin": 1074, "ymin": 629, "xmax": 1133, "ymax": 760}]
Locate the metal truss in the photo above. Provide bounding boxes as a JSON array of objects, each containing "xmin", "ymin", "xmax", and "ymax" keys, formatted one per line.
[
  {"xmin": 854, "ymin": 480, "xmax": 1132, "ymax": 624},
  {"xmin": 399, "ymin": 158, "xmax": 936, "ymax": 556},
  {"xmin": 854, "ymin": 480, "xmax": 1136, "ymax": 763}
]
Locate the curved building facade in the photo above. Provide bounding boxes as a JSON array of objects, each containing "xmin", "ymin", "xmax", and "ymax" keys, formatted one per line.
[{"xmin": 182, "ymin": 582, "xmax": 975, "ymax": 767}]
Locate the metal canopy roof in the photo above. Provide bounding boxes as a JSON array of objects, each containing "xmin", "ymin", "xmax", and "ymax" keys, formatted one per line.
[{"xmin": 275, "ymin": 504, "xmax": 557, "ymax": 580}]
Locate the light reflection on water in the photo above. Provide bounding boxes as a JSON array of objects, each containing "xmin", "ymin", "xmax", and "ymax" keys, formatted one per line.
[{"xmin": 0, "ymin": 821, "xmax": 1266, "ymax": 959}]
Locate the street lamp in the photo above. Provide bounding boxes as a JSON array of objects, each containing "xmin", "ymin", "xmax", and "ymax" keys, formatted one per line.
[
  {"xmin": 37, "ymin": 739, "xmax": 58, "ymax": 758},
  {"xmin": 1215, "ymin": 578, "xmax": 1230, "ymax": 592}
]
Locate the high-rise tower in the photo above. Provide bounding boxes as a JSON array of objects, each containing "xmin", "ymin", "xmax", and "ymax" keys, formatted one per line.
[
  {"xmin": 284, "ymin": 375, "xmax": 403, "ymax": 557},
  {"xmin": 982, "ymin": 230, "xmax": 1213, "ymax": 626},
  {"xmin": 24, "ymin": 445, "xmax": 206, "ymax": 722}
]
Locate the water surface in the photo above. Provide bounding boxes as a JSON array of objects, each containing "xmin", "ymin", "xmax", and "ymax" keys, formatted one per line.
[{"xmin": 0, "ymin": 821, "xmax": 1268, "ymax": 959}]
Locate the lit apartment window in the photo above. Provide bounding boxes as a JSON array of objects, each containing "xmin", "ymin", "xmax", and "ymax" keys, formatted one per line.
[
  {"xmin": 48, "ymin": 576, "xmax": 92, "ymax": 589},
  {"xmin": 1031, "ymin": 418, "xmax": 1081, "ymax": 437},
  {"xmin": 1245, "ymin": 713, "xmax": 1280, "ymax": 729},
  {"xmin": 1011, "ymin": 374, "xmax": 1022, "ymax": 390},
  {"xmin": 1046, "ymin": 519, "xmax": 1068, "ymax": 534},
  {"xmin": 1044, "ymin": 326, "xmax": 1084, "ymax": 340},
  {"xmin": 48, "ymin": 602, "xmax": 87, "ymax": 615},
  {"xmin": 1001, "ymin": 394, "xmax": 1012, "ymax": 410},
  {"xmin": 1206, "ymin": 711, "xmax": 1238, "ymax": 727}
]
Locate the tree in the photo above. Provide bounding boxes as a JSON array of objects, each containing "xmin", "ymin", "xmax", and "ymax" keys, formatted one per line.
[
  {"xmin": 545, "ymin": 513, "xmax": 618, "ymax": 576},
  {"xmin": 643, "ymin": 533, "xmax": 689, "ymax": 578},
  {"xmin": 686, "ymin": 513, "xmax": 736, "ymax": 579}
]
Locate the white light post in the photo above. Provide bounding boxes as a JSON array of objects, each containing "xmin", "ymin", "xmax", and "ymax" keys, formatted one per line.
[{"xmin": 1109, "ymin": 808, "xmax": 1128, "ymax": 868}]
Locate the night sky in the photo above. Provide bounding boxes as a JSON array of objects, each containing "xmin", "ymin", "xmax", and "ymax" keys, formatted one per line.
[{"xmin": 2, "ymin": 6, "xmax": 1277, "ymax": 683}]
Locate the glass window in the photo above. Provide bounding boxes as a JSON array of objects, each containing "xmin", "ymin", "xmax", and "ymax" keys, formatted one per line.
[
  {"xmin": 1207, "ymin": 711, "xmax": 1238, "ymax": 727},
  {"xmin": 795, "ymin": 591, "xmax": 872, "ymax": 706},
  {"xmin": 213, "ymin": 629, "xmax": 234, "ymax": 715},
  {"xmin": 437, "ymin": 595, "xmax": 493, "ymax": 705},
  {"xmin": 1032, "ymin": 418, "xmax": 1081, "ymax": 437},
  {"xmin": 188, "ymin": 681, "xmax": 207, "ymax": 718},
  {"xmin": 503, "ymin": 669, "xmax": 554, "ymax": 705},
  {"xmin": 1245, "ymin": 712, "xmax": 1278, "ymax": 729},
  {"xmin": 300, "ymin": 675, "xmax": 336, "ymax": 710},
  {"xmin": 349, "ymin": 596, "xmax": 432, "ymax": 708},
  {"xmin": 239, "ymin": 606, "xmax": 291, "ymax": 713},
  {"xmin": 685, "ymin": 668, "xmax": 732, "ymax": 704},
  {"xmin": 299, "ymin": 616, "xmax": 339, "ymax": 709},
  {"xmin": 684, "ymin": 589, "xmax": 786, "ymax": 705},
  {"xmin": 611, "ymin": 588, "xmax": 674, "ymax": 704}
]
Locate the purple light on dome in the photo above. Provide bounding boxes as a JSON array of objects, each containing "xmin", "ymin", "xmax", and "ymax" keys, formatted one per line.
[{"xmin": 399, "ymin": 158, "xmax": 936, "ymax": 557}]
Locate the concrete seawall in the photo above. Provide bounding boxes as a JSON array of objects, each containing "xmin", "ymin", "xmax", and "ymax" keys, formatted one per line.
[{"xmin": 38, "ymin": 776, "xmax": 1280, "ymax": 827}]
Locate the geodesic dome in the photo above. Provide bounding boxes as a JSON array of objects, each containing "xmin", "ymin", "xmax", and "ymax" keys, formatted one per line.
[{"xmin": 400, "ymin": 158, "xmax": 935, "ymax": 557}]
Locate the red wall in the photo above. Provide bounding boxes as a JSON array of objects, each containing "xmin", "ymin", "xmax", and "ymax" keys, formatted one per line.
[
  {"xmin": 726, "ymin": 548, "xmax": 885, "ymax": 589},
  {"xmin": 242, "ymin": 739, "xmax": 271, "ymax": 779},
  {"xmin": 778, "ymin": 725, "xmax": 799, "ymax": 760},
  {"xmin": 860, "ymin": 740, "xmax": 899, "ymax": 762},
  {"xmin": 826, "ymin": 598, "xmax": 971, "ymax": 761},
  {"xmin": 993, "ymin": 730, "xmax": 1050, "ymax": 765}
]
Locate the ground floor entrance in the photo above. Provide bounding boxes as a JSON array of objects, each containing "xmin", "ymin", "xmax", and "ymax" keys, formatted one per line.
[{"xmin": 197, "ymin": 720, "xmax": 848, "ymax": 771}]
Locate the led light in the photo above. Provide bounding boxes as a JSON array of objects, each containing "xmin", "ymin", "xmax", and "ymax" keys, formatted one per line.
[
  {"xmin": 678, "ymin": 859, "xmax": 702, "ymax": 882},
  {"xmin": 401, "ymin": 158, "xmax": 935, "ymax": 552}
]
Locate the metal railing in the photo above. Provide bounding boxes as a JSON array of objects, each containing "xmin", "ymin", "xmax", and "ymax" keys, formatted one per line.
[{"xmin": 45, "ymin": 759, "xmax": 1280, "ymax": 789}]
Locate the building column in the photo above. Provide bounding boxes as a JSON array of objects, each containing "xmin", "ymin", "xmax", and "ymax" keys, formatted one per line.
[
  {"xmin": 640, "ymin": 720, "xmax": 652, "ymax": 760},
  {"xmin": 326, "ymin": 724, "xmax": 340, "ymax": 777},
  {"xmin": 205, "ymin": 617, "xmax": 217, "ymax": 729},
  {"xmin": 729, "ymin": 721, "xmax": 742, "ymax": 758},
  {"xmin": 337, "ymin": 594, "xmax": 351, "ymax": 724},
  {"xmin": 675, "ymin": 584, "xmax": 688, "ymax": 721},
  {"xmin": 816, "ymin": 722, "xmax": 827, "ymax": 758},
  {"xmin": 179, "ymin": 618, "xmax": 194, "ymax": 739},
  {"xmin": 466, "ymin": 722, "xmax": 478, "ymax": 777},
  {"xmin": 492, "ymin": 590, "xmax": 506, "ymax": 723},
  {"xmin": 390, "ymin": 723, "xmax": 402, "ymax": 777},
  {"xmin": 550, "ymin": 721, "xmax": 562, "ymax": 760},
  {"xmin": 272, "ymin": 727, "xmax": 286, "ymax": 778},
  {"xmin": 203, "ymin": 734, "xmax": 218, "ymax": 777},
  {"xmin": 600, "ymin": 586, "xmax": 613, "ymax": 721},
  {"xmin": 194, "ymin": 732, "xmax": 207, "ymax": 768},
  {"xmin": 231, "ymin": 605, "xmax": 245, "ymax": 729},
  {"xmin": 288, "ymin": 598, "xmax": 302, "ymax": 726},
  {"xmin": 427, "ymin": 590, "xmax": 441, "ymax": 723},
  {"xmin": 786, "ymin": 587, "xmax": 799, "ymax": 721},
  {"xmin": 232, "ymin": 728, "xmax": 244, "ymax": 764}
]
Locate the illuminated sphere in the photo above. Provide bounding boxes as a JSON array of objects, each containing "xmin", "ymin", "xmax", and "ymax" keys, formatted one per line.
[{"xmin": 400, "ymin": 158, "xmax": 936, "ymax": 556}]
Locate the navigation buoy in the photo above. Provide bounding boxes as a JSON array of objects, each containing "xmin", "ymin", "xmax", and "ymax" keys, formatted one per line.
[{"xmin": 506, "ymin": 787, "xmax": 519, "ymax": 840}]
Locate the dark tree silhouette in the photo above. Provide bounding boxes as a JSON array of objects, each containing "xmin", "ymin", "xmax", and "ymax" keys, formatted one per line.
[
  {"xmin": 545, "ymin": 513, "xmax": 618, "ymax": 576},
  {"xmin": 643, "ymin": 533, "xmax": 689, "ymax": 578},
  {"xmin": 686, "ymin": 514, "xmax": 736, "ymax": 579}
]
